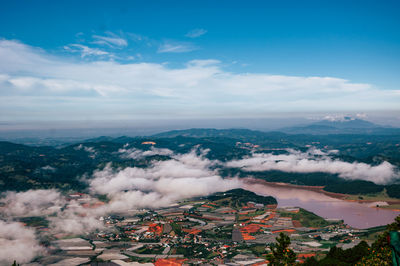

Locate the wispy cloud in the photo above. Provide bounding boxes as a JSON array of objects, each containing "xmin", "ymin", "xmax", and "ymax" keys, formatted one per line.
[
  {"xmin": 1, "ymin": 39, "xmax": 400, "ymax": 120},
  {"xmin": 126, "ymin": 32, "xmax": 149, "ymax": 43},
  {"xmin": 64, "ymin": 44, "xmax": 109, "ymax": 58},
  {"xmin": 63, "ymin": 31, "xmax": 131, "ymax": 59},
  {"xmin": 158, "ymin": 41, "xmax": 198, "ymax": 53},
  {"xmin": 186, "ymin": 28, "xmax": 207, "ymax": 38},
  {"xmin": 92, "ymin": 31, "xmax": 128, "ymax": 48}
]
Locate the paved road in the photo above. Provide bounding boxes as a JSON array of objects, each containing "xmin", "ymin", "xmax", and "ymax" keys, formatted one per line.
[{"xmin": 124, "ymin": 250, "xmax": 184, "ymax": 259}]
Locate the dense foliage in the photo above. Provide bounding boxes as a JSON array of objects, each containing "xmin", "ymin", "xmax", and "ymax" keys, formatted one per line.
[
  {"xmin": 324, "ymin": 180, "xmax": 384, "ymax": 195},
  {"xmin": 1, "ymin": 128, "xmax": 399, "ymax": 198},
  {"xmin": 386, "ymin": 184, "xmax": 400, "ymax": 198},
  {"xmin": 205, "ymin": 188, "xmax": 277, "ymax": 206},
  {"xmin": 303, "ymin": 215, "xmax": 400, "ymax": 265},
  {"xmin": 267, "ymin": 232, "xmax": 297, "ymax": 265},
  {"xmin": 314, "ymin": 241, "xmax": 370, "ymax": 265}
]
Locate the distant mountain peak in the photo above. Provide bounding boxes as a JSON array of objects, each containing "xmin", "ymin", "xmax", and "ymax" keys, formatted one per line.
[
  {"xmin": 322, "ymin": 115, "xmax": 357, "ymax": 122},
  {"xmin": 279, "ymin": 116, "xmax": 400, "ymax": 135},
  {"xmin": 314, "ymin": 117, "xmax": 377, "ymax": 129}
]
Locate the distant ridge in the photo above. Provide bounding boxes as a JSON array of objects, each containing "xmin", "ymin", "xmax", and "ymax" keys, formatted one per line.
[
  {"xmin": 152, "ymin": 128, "xmax": 278, "ymax": 138},
  {"xmin": 279, "ymin": 117, "xmax": 400, "ymax": 135},
  {"xmin": 312, "ymin": 117, "xmax": 377, "ymax": 129},
  {"xmin": 151, "ymin": 128, "xmax": 294, "ymax": 145},
  {"xmin": 152, "ymin": 121, "xmax": 400, "ymax": 139}
]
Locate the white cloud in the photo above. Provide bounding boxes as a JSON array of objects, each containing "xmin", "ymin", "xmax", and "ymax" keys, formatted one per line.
[
  {"xmin": 92, "ymin": 32, "xmax": 128, "ymax": 48},
  {"xmin": 75, "ymin": 144, "xmax": 96, "ymax": 153},
  {"xmin": 1, "ymin": 143, "xmax": 398, "ymax": 265},
  {"xmin": 118, "ymin": 146, "xmax": 174, "ymax": 159},
  {"xmin": 64, "ymin": 44, "xmax": 109, "ymax": 58},
  {"xmin": 0, "ymin": 148, "xmax": 241, "ymax": 238},
  {"xmin": 48, "ymin": 211, "xmax": 104, "ymax": 235},
  {"xmin": 0, "ymin": 189, "xmax": 104, "ymax": 235},
  {"xmin": 84, "ymin": 148, "xmax": 241, "ymax": 213},
  {"xmin": 226, "ymin": 148, "xmax": 400, "ymax": 184},
  {"xmin": 89, "ymin": 148, "xmax": 239, "ymax": 201},
  {"xmin": 0, "ymin": 189, "xmax": 65, "ymax": 217},
  {"xmin": 187, "ymin": 59, "xmax": 220, "ymax": 67},
  {"xmin": 0, "ymin": 220, "xmax": 43, "ymax": 265},
  {"xmin": 356, "ymin": 113, "xmax": 368, "ymax": 119},
  {"xmin": 322, "ymin": 114, "xmax": 356, "ymax": 122},
  {"xmin": 0, "ymin": 39, "xmax": 400, "ymax": 120},
  {"xmin": 158, "ymin": 41, "xmax": 197, "ymax": 53},
  {"xmin": 186, "ymin": 28, "xmax": 207, "ymax": 38}
]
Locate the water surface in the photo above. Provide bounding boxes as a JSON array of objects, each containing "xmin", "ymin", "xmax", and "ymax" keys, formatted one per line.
[{"xmin": 243, "ymin": 179, "xmax": 398, "ymax": 229}]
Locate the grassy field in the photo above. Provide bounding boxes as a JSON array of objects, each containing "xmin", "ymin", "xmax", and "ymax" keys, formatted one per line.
[
  {"xmin": 278, "ymin": 208, "xmax": 338, "ymax": 228},
  {"xmin": 343, "ymin": 189, "xmax": 400, "ymax": 202},
  {"xmin": 358, "ymin": 225, "xmax": 387, "ymax": 242},
  {"xmin": 380, "ymin": 203, "xmax": 400, "ymax": 210}
]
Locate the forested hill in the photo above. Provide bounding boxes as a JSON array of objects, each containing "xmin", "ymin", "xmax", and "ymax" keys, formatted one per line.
[
  {"xmin": 1, "ymin": 127, "xmax": 400, "ymax": 199},
  {"xmin": 204, "ymin": 188, "xmax": 277, "ymax": 206}
]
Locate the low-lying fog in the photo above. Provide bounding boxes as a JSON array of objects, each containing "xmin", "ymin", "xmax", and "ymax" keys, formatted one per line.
[{"xmin": 1, "ymin": 146, "xmax": 399, "ymax": 264}]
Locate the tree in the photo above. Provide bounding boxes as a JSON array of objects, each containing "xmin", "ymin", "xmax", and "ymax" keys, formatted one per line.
[
  {"xmin": 267, "ymin": 232, "xmax": 296, "ymax": 265},
  {"xmin": 302, "ymin": 256, "xmax": 318, "ymax": 266}
]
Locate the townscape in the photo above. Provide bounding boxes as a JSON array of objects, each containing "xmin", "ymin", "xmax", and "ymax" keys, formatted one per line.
[{"xmin": 16, "ymin": 189, "xmax": 380, "ymax": 266}]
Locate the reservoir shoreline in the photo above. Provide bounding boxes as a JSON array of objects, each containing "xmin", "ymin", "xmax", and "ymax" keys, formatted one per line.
[
  {"xmin": 242, "ymin": 177, "xmax": 399, "ymax": 229},
  {"xmin": 243, "ymin": 177, "xmax": 400, "ymax": 210}
]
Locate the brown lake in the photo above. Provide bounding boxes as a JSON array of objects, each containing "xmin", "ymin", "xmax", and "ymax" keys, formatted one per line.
[{"xmin": 242, "ymin": 178, "xmax": 399, "ymax": 229}]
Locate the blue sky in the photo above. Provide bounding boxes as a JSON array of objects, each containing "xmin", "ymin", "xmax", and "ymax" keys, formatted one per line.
[{"xmin": 0, "ymin": 0, "xmax": 399, "ymax": 123}]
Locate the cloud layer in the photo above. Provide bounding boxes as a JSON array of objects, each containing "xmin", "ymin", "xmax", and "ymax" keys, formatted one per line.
[
  {"xmin": 0, "ymin": 220, "xmax": 44, "ymax": 265},
  {"xmin": 89, "ymin": 148, "xmax": 241, "ymax": 211},
  {"xmin": 226, "ymin": 148, "xmax": 399, "ymax": 184},
  {"xmin": 0, "ymin": 148, "xmax": 240, "ymax": 234},
  {"xmin": 0, "ymin": 145, "xmax": 399, "ymax": 264},
  {"xmin": 0, "ymin": 148, "xmax": 241, "ymax": 263},
  {"xmin": 118, "ymin": 146, "xmax": 174, "ymax": 159},
  {"xmin": 1, "ymin": 189, "xmax": 65, "ymax": 217},
  {"xmin": 1, "ymin": 39, "xmax": 399, "ymax": 121}
]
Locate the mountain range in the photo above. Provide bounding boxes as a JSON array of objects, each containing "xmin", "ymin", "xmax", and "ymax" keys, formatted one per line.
[{"xmin": 280, "ymin": 117, "xmax": 400, "ymax": 135}]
